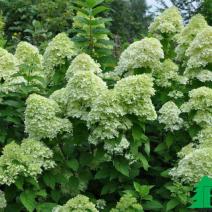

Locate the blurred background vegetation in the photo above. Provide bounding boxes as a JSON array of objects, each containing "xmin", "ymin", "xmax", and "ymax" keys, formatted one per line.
[{"xmin": 0, "ymin": 0, "xmax": 211, "ymax": 55}]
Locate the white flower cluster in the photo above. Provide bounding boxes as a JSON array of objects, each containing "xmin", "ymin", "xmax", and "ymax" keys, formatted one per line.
[
  {"xmin": 65, "ymin": 53, "xmax": 102, "ymax": 80},
  {"xmin": 43, "ymin": 33, "xmax": 77, "ymax": 78},
  {"xmin": 15, "ymin": 41, "xmax": 43, "ymax": 71},
  {"xmin": 153, "ymin": 59, "xmax": 182, "ymax": 87},
  {"xmin": 114, "ymin": 74, "xmax": 156, "ymax": 119},
  {"xmin": 0, "ymin": 190, "xmax": 6, "ymax": 209},
  {"xmin": 185, "ymin": 27, "xmax": 212, "ymax": 80},
  {"xmin": 181, "ymin": 87, "xmax": 212, "ymax": 128},
  {"xmin": 115, "ymin": 38, "xmax": 164, "ymax": 76},
  {"xmin": 111, "ymin": 193, "xmax": 143, "ymax": 212},
  {"xmin": 149, "ymin": 7, "xmax": 183, "ymax": 39},
  {"xmin": 0, "ymin": 139, "xmax": 55, "ymax": 186},
  {"xmin": 66, "ymin": 71, "xmax": 107, "ymax": 120},
  {"xmin": 0, "ymin": 47, "xmax": 27, "ymax": 93},
  {"xmin": 25, "ymin": 94, "xmax": 72, "ymax": 140},
  {"xmin": 51, "ymin": 54, "xmax": 156, "ymax": 146},
  {"xmin": 54, "ymin": 195, "xmax": 98, "ymax": 212},
  {"xmin": 88, "ymin": 74, "xmax": 156, "ymax": 144},
  {"xmin": 195, "ymin": 126, "xmax": 212, "ymax": 145},
  {"xmin": 0, "ymin": 48, "xmax": 18, "ymax": 80},
  {"xmin": 170, "ymin": 144, "xmax": 212, "ymax": 184},
  {"xmin": 158, "ymin": 101, "xmax": 183, "ymax": 131},
  {"xmin": 168, "ymin": 90, "xmax": 184, "ymax": 99},
  {"xmin": 87, "ymin": 90, "xmax": 131, "ymax": 144},
  {"xmin": 175, "ymin": 14, "xmax": 208, "ymax": 61},
  {"xmin": 15, "ymin": 41, "xmax": 46, "ymax": 89},
  {"xmin": 104, "ymin": 135, "xmax": 130, "ymax": 155}
]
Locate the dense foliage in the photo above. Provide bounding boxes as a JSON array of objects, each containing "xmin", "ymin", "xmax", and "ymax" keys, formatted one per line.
[{"xmin": 0, "ymin": 3, "xmax": 211, "ymax": 212}]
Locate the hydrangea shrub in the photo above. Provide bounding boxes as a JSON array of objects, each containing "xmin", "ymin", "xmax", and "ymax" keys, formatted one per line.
[{"xmin": 0, "ymin": 6, "xmax": 211, "ymax": 212}]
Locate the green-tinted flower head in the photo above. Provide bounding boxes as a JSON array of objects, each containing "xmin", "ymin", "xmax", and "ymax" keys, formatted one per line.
[
  {"xmin": 66, "ymin": 71, "xmax": 107, "ymax": 120},
  {"xmin": 43, "ymin": 33, "xmax": 77, "ymax": 78},
  {"xmin": 149, "ymin": 7, "xmax": 183, "ymax": 39},
  {"xmin": 87, "ymin": 90, "xmax": 130, "ymax": 144},
  {"xmin": 153, "ymin": 59, "xmax": 180, "ymax": 87},
  {"xmin": 115, "ymin": 38, "xmax": 164, "ymax": 76},
  {"xmin": 159, "ymin": 101, "xmax": 183, "ymax": 131},
  {"xmin": 57, "ymin": 195, "xmax": 98, "ymax": 212},
  {"xmin": 0, "ymin": 190, "xmax": 6, "ymax": 209},
  {"xmin": 115, "ymin": 74, "xmax": 157, "ymax": 120},
  {"xmin": 25, "ymin": 94, "xmax": 72, "ymax": 140},
  {"xmin": 65, "ymin": 53, "xmax": 102, "ymax": 80},
  {"xmin": 15, "ymin": 41, "xmax": 43, "ymax": 71},
  {"xmin": 0, "ymin": 48, "xmax": 18, "ymax": 80},
  {"xmin": 170, "ymin": 145, "xmax": 212, "ymax": 184},
  {"xmin": 185, "ymin": 26, "xmax": 212, "ymax": 80},
  {"xmin": 176, "ymin": 14, "xmax": 208, "ymax": 60},
  {"xmin": 181, "ymin": 87, "xmax": 212, "ymax": 117},
  {"xmin": 0, "ymin": 139, "xmax": 55, "ymax": 186},
  {"xmin": 110, "ymin": 193, "xmax": 143, "ymax": 212}
]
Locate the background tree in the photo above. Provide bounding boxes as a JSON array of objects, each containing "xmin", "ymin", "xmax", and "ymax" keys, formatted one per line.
[
  {"xmin": 0, "ymin": 0, "xmax": 74, "ymax": 50},
  {"xmin": 109, "ymin": 0, "xmax": 152, "ymax": 56},
  {"xmin": 155, "ymin": 0, "xmax": 212, "ymax": 24}
]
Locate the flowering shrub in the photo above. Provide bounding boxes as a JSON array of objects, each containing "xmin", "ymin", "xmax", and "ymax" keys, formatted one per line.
[{"xmin": 0, "ymin": 6, "xmax": 211, "ymax": 212}]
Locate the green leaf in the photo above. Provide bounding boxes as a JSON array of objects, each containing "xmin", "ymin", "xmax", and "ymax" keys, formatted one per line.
[
  {"xmin": 154, "ymin": 142, "xmax": 166, "ymax": 153},
  {"xmin": 36, "ymin": 203, "xmax": 58, "ymax": 212},
  {"xmin": 66, "ymin": 159, "xmax": 79, "ymax": 171},
  {"xmin": 15, "ymin": 178, "xmax": 24, "ymax": 190},
  {"xmin": 114, "ymin": 159, "xmax": 129, "ymax": 177},
  {"xmin": 86, "ymin": 0, "xmax": 104, "ymax": 8},
  {"xmin": 51, "ymin": 190, "xmax": 61, "ymax": 203},
  {"xmin": 166, "ymin": 199, "xmax": 179, "ymax": 211},
  {"xmin": 101, "ymin": 181, "xmax": 117, "ymax": 195},
  {"xmin": 143, "ymin": 200, "xmax": 163, "ymax": 210},
  {"xmin": 36, "ymin": 189, "xmax": 47, "ymax": 198},
  {"xmin": 144, "ymin": 141, "xmax": 150, "ymax": 155},
  {"xmin": 92, "ymin": 6, "xmax": 108, "ymax": 16},
  {"xmin": 95, "ymin": 169, "xmax": 109, "ymax": 179},
  {"xmin": 20, "ymin": 190, "xmax": 36, "ymax": 212},
  {"xmin": 133, "ymin": 182, "xmax": 154, "ymax": 197},
  {"xmin": 165, "ymin": 133, "xmax": 173, "ymax": 149},
  {"xmin": 138, "ymin": 154, "xmax": 149, "ymax": 171},
  {"xmin": 43, "ymin": 173, "xmax": 56, "ymax": 189}
]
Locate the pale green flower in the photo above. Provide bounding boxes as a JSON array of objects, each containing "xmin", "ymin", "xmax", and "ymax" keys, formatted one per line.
[
  {"xmin": 65, "ymin": 53, "xmax": 102, "ymax": 80},
  {"xmin": 149, "ymin": 7, "xmax": 183, "ymax": 39},
  {"xmin": 43, "ymin": 33, "xmax": 77, "ymax": 78},
  {"xmin": 110, "ymin": 193, "xmax": 143, "ymax": 212},
  {"xmin": 15, "ymin": 41, "xmax": 46, "ymax": 88},
  {"xmin": 0, "ymin": 47, "xmax": 18, "ymax": 80},
  {"xmin": 153, "ymin": 59, "xmax": 180, "ymax": 87},
  {"xmin": 0, "ymin": 190, "xmax": 6, "ymax": 209},
  {"xmin": 195, "ymin": 126, "xmax": 212, "ymax": 144},
  {"xmin": 87, "ymin": 90, "xmax": 130, "ymax": 144},
  {"xmin": 0, "ymin": 139, "xmax": 55, "ymax": 186},
  {"xmin": 181, "ymin": 87, "xmax": 212, "ymax": 112},
  {"xmin": 15, "ymin": 41, "xmax": 43, "ymax": 71},
  {"xmin": 25, "ymin": 94, "xmax": 72, "ymax": 140},
  {"xmin": 196, "ymin": 69, "xmax": 212, "ymax": 82},
  {"xmin": 115, "ymin": 38, "xmax": 164, "ymax": 76},
  {"xmin": 66, "ymin": 71, "xmax": 107, "ymax": 120},
  {"xmin": 114, "ymin": 74, "xmax": 157, "ymax": 120},
  {"xmin": 168, "ymin": 90, "xmax": 184, "ymax": 99},
  {"xmin": 175, "ymin": 14, "xmax": 208, "ymax": 61},
  {"xmin": 170, "ymin": 145, "xmax": 212, "ymax": 184},
  {"xmin": 185, "ymin": 27, "xmax": 212, "ymax": 79},
  {"xmin": 56, "ymin": 195, "xmax": 98, "ymax": 212},
  {"xmin": 159, "ymin": 101, "xmax": 183, "ymax": 131}
]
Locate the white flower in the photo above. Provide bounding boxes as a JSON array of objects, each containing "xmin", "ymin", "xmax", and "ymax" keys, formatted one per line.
[
  {"xmin": 159, "ymin": 101, "xmax": 183, "ymax": 131},
  {"xmin": 149, "ymin": 7, "xmax": 183, "ymax": 38},
  {"xmin": 115, "ymin": 38, "xmax": 164, "ymax": 76}
]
